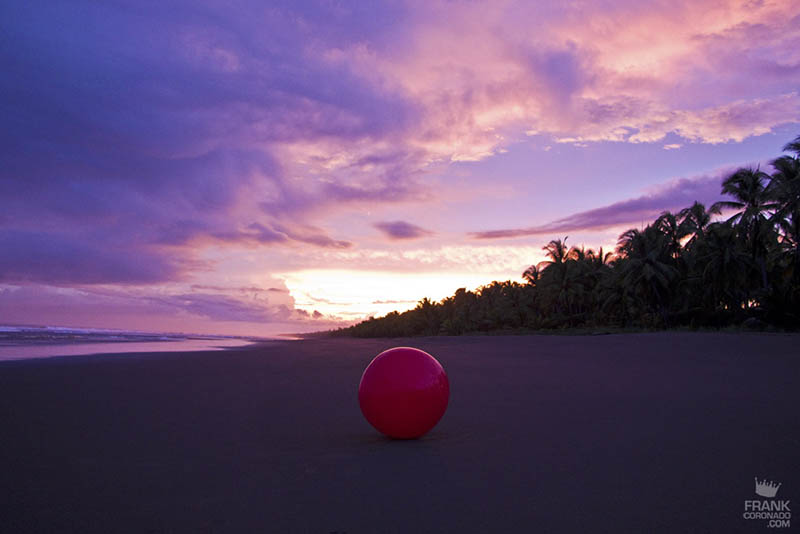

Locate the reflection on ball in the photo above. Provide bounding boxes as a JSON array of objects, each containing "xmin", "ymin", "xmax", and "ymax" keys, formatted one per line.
[{"xmin": 358, "ymin": 347, "xmax": 450, "ymax": 439}]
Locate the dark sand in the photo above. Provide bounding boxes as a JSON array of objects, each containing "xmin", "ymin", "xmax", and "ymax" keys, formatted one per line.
[{"xmin": 1, "ymin": 333, "xmax": 798, "ymax": 533}]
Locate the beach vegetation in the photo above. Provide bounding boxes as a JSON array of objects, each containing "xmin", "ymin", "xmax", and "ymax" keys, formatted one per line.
[{"xmin": 331, "ymin": 135, "xmax": 800, "ymax": 337}]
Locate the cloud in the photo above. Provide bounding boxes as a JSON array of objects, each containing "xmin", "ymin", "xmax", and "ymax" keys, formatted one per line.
[
  {"xmin": 189, "ymin": 284, "xmax": 289, "ymax": 293},
  {"xmin": 0, "ymin": 281, "xmax": 340, "ymax": 335},
  {"xmin": 2, "ymin": 0, "xmax": 799, "ymax": 326},
  {"xmin": 374, "ymin": 220, "xmax": 434, "ymax": 240},
  {"xmin": 471, "ymin": 170, "xmax": 730, "ymax": 239},
  {"xmin": 0, "ymin": 231, "xmax": 180, "ymax": 284},
  {"xmin": 281, "ymin": 245, "xmax": 550, "ymax": 276},
  {"xmin": 625, "ymin": 93, "xmax": 800, "ymax": 144},
  {"xmin": 330, "ymin": 0, "xmax": 800, "ymax": 153},
  {"xmin": 0, "ymin": 2, "xmax": 420, "ymax": 285},
  {"xmin": 208, "ymin": 221, "xmax": 353, "ymax": 249},
  {"xmin": 149, "ymin": 293, "xmax": 294, "ymax": 323}
]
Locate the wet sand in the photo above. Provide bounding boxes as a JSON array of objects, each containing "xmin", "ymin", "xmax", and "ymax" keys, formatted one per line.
[{"xmin": 1, "ymin": 333, "xmax": 798, "ymax": 533}]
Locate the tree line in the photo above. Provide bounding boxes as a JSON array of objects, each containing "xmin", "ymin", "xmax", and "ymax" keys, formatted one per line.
[{"xmin": 331, "ymin": 135, "xmax": 800, "ymax": 337}]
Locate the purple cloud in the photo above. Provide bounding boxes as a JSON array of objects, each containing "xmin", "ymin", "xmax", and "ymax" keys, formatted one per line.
[
  {"xmin": 150, "ymin": 293, "xmax": 293, "ymax": 323},
  {"xmin": 0, "ymin": 1, "xmax": 421, "ymax": 285},
  {"xmin": 374, "ymin": 220, "xmax": 434, "ymax": 240},
  {"xmin": 189, "ymin": 285, "xmax": 289, "ymax": 293},
  {"xmin": 211, "ymin": 222, "xmax": 351, "ymax": 249},
  {"xmin": 2, "ymin": 0, "xmax": 799, "ymax": 336},
  {"xmin": 257, "ymin": 164, "xmax": 430, "ymax": 218},
  {"xmin": 0, "ymin": 231, "xmax": 180, "ymax": 284},
  {"xmin": 0, "ymin": 283, "xmax": 315, "ymax": 328},
  {"xmin": 471, "ymin": 171, "xmax": 729, "ymax": 239}
]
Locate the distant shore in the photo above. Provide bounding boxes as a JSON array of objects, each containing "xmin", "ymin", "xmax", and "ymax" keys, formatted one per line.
[
  {"xmin": 311, "ymin": 322, "xmax": 792, "ymax": 339},
  {"xmin": 1, "ymin": 333, "xmax": 798, "ymax": 533}
]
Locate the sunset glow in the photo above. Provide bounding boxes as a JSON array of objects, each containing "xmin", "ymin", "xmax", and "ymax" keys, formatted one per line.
[
  {"xmin": 282, "ymin": 269, "xmax": 520, "ymax": 319},
  {"xmin": 1, "ymin": 1, "xmax": 799, "ymax": 336}
]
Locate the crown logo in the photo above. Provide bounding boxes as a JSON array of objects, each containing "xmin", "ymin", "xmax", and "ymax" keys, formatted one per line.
[{"xmin": 755, "ymin": 477, "xmax": 781, "ymax": 498}]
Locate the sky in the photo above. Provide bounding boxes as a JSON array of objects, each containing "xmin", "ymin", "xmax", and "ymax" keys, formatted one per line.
[{"xmin": 1, "ymin": 0, "xmax": 799, "ymax": 336}]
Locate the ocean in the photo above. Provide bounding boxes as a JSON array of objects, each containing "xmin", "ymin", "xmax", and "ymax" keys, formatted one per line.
[{"xmin": 0, "ymin": 325, "xmax": 267, "ymax": 361}]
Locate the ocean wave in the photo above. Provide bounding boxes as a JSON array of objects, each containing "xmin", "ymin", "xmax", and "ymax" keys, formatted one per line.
[{"xmin": 0, "ymin": 324, "xmax": 191, "ymax": 346}]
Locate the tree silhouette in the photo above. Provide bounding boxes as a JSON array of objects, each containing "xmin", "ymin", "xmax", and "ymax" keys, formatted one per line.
[{"xmin": 331, "ymin": 135, "xmax": 800, "ymax": 337}]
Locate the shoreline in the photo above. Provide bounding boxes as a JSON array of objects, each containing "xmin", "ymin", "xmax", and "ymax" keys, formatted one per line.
[
  {"xmin": 314, "ymin": 323, "xmax": 798, "ymax": 339},
  {"xmin": 0, "ymin": 337, "xmax": 284, "ymax": 363}
]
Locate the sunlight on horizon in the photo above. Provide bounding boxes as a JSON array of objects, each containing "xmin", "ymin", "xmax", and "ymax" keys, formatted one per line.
[
  {"xmin": 280, "ymin": 269, "xmax": 523, "ymax": 321},
  {"xmin": 2, "ymin": 0, "xmax": 798, "ymax": 335}
]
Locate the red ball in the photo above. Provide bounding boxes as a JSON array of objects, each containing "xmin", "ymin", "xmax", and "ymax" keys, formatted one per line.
[{"xmin": 358, "ymin": 347, "xmax": 450, "ymax": 439}]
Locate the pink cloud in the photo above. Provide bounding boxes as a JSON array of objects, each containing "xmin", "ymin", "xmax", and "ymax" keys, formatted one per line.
[
  {"xmin": 322, "ymin": 0, "xmax": 800, "ymax": 159},
  {"xmin": 3, "ymin": 0, "xmax": 799, "ymax": 334},
  {"xmin": 0, "ymin": 282, "xmax": 346, "ymax": 337}
]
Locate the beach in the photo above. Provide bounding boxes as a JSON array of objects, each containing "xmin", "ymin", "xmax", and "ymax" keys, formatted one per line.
[{"xmin": 1, "ymin": 333, "xmax": 798, "ymax": 533}]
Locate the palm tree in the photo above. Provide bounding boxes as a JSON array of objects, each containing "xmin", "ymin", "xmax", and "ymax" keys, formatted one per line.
[
  {"xmin": 693, "ymin": 222, "xmax": 752, "ymax": 312},
  {"xmin": 767, "ymin": 143, "xmax": 800, "ymax": 318},
  {"xmin": 782, "ymin": 134, "xmax": 800, "ymax": 156},
  {"xmin": 616, "ymin": 228, "xmax": 642, "ymax": 257},
  {"xmin": 678, "ymin": 202, "xmax": 713, "ymax": 305},
  {"xmin": 768, "ymin": 210, "xmax": 800, "ymax": 323},
  {"xmin": 656, "ymin": 211, "xmax": 688, "ymax": 261},
  {"xmin": 711, "ymin": 167, "xmax": 776, "ymax": 227},
  {"xmin": 769, "ymin": 153, "xmax": 800, "ymax": 221},
  {"xmin": 539, "ymin": 237, "xmax": 570, "ymax": 268},
  {"xmin": 617, "ymin": 225, "xmax": 671, "ymax": 264},
  {"xmin": 679, "ymin": 201, "xmax": 712, "ymax": 248},
  {"xmin": 588, "ymin": 247, "xmax": 614, "ymax": 268},
  {"xmin": 536, "ymin": 237, "xmax": 587, "ymax": 321},
  {"xmin": 568, "ymin": 245, "xmax": 587, "ymax": 262},
  {"xmin": 522, "ymin": 264, "xmax": 541, "ymax": 286},
  {"xmin": 616, "ymin": 224, "xmax": 679, "ymax": 325},
  {"xmin": 334, "ymin": 133, "xmax": 800, "ymax": 337},
  {"xmin": 711, "ymin": 167, "xmax": 778, "ymax": 291},
  {"xmin": 565, "ymin": 245, "xmax": 600, "ymax": 317}
]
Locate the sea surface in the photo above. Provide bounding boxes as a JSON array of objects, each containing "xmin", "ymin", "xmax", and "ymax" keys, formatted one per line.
[{"xmin": 0, "ymin": 325, "xmax": 269, "ymax": 361}]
